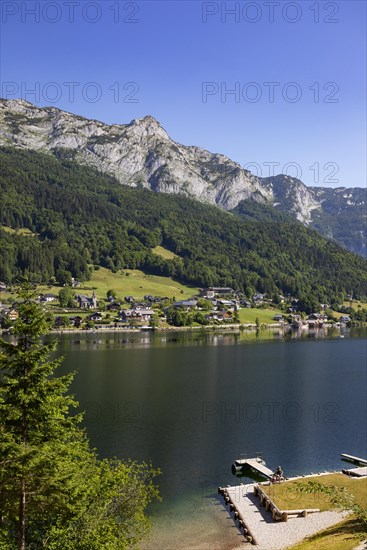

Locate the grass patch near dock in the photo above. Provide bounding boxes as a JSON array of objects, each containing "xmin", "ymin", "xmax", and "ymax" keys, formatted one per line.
[
  {"xmin": 288, "ymin": 516, "xmax": 366, "ymax": 550},
  {"xmin": 260, "ymin": 473, "xmax": 367, "ymax": 512},
  {"xmin": 262, "ymin": 474, "xmax": 367, "ymax": 549}
]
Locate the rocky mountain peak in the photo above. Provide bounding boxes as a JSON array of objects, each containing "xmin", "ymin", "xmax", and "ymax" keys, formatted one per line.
[
  {"xmin": 0, "ymin": 99, "xmax": 365, "ymax": 256},
  {"xmin": 127, "ymin": 115, "xmax": 169, "ymax": 140}
]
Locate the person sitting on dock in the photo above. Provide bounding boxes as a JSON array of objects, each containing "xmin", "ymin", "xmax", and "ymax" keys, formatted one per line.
[{"xmin": 271, "ymin": 465, "xmax": 284, "ymax": 483}]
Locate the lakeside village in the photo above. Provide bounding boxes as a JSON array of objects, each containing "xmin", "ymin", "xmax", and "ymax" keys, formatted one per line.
[{"xmin": 0, "ymin": 281, "xmax": 363, "ymax": 333}]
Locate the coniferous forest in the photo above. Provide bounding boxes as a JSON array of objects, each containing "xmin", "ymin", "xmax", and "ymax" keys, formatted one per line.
[{"xmin": 0, "ymin": 146, "xmax": 366, "ymax": 305}]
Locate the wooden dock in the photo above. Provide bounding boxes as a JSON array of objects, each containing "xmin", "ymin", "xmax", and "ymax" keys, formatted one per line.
[
  {"xmin": 342, "ymin": 466, "xmax": 367, "ymax": 477},
  {"xmin": 218, "ymin": 482, "xmax": 321, "ymax": 545},
  {"xmin": 341, "ymin": 453, "xmax": 367, "ymax": 466},
  {"xmin": 232, "ymin": 456, "xmax": 274, "ymax": 479}
]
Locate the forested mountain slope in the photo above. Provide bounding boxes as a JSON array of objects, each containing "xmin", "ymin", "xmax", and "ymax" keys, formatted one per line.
[
  {"xmin": 1, "ymin": 98, "xmax": 365, "ymax": 256},
  {"xmin": 1, "ymin": 147, "xmax": 366, "ymax": 303}
]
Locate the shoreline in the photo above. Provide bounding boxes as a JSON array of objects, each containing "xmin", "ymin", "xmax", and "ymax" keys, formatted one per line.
[
  {"xmin": 1, "ymin": 322, "xmax": 280, "ymax": 336},
  {"xmin": 2, "ymin": 322, "xmax": 343, "ymax": 337},
  {"xmin": 41, "ymin": 322, "xmax": 344, "ymax": 338},
  {"xmin": 54, "ymin": 323, "xmax": 261, "ymax": 334}
]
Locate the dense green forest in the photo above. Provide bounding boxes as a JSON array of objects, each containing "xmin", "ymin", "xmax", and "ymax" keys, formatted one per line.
[
  {"xmin": 231, "ymin": 197, "xmax": 294, "ymax": 223},
  {"xmin": 0, "ymin": 146, "xmax": 366, "ymax": 303}
]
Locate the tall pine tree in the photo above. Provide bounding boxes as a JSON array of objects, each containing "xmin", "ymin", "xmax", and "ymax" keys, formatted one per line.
[{"xmin": 0, "ymin": 285, "xmax": 160, "ymax": 549}]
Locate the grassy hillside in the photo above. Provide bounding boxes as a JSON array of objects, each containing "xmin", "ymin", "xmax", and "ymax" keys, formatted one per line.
[
  {"xmin": 88, "ymin": 267, "xmax": 197, "ymax": 300},
  {"xmin": 1, "ymin": 267, "xmax": 197, "ymax": 302},
  {"xmin": 342, "ymin": 300, "xmax": 367, "ymax": 311},
  {"xmin": 238, "ymin": 308, "xmax": 283, "ymax": 324},
  {"xmin": 152, "ymin": 246, "xmax": 179, "ymax": 261}
]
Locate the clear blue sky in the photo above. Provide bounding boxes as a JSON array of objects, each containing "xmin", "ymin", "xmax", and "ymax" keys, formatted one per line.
[{"xmin": 0, "ymin": 0, "xmax": 365, "ymax": 187}]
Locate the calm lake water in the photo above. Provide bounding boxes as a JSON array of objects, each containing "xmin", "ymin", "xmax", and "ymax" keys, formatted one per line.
[{"xmin": 56, "ymin": 328, "xmax": 367, "ymax": 549}]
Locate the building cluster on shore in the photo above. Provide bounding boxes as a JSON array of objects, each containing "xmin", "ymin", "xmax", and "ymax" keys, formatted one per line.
[{"xmin": 0, "ymin": 284, "xmax": 356, "ymax": 332}]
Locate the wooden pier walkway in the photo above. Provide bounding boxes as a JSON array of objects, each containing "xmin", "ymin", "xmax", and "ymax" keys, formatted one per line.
[
  {"xmin": 217, "ymin": 482, "xmax": 344, "ymax": 549},
  {"xmin": 232, "ymin": 457, "xmax": 274, "ymax": 479},
  {"xmin": 341, "ymin": 453, "xmax": 367, "ymax": 466},
  {"xmin": 342, "ymin": 466, "xmax": 367, "ymax": 477}
]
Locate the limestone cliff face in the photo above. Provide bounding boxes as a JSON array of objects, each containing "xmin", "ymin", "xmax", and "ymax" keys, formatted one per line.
[
  {"xmin": 0, "ymin": 99, "xmax": 271, "ymax": 210},
  {"xmin": 0, "ymin": 98, "xmax": 365, "ymax": 255},
  {"xmin": 261, "ymin": 175, "xmax": 321, "ymax": 224}
]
